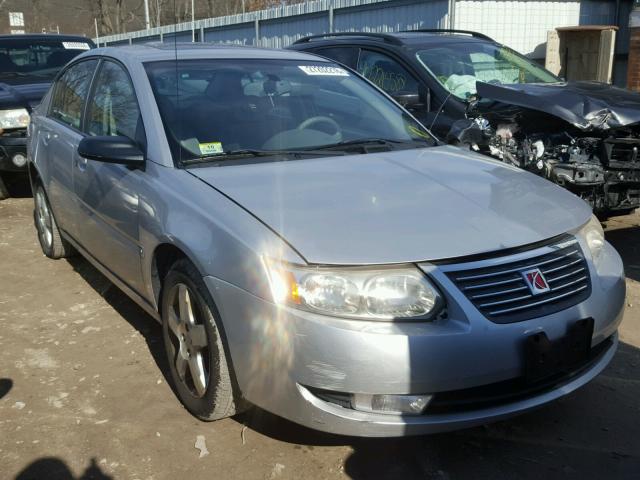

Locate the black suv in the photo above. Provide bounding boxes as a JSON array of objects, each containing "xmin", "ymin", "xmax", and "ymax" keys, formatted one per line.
[
  {"xmin": 290, "ymin": 30, "xmax": 640, "ymax": 217},
  {"xmin": 0, "ymin": 34, "xmax": 95, "ymax": 199}
]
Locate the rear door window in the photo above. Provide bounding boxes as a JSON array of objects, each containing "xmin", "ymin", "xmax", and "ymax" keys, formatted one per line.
[
  {"xmin": 49, "ymin": 59, "xmax": 98, "ymax": 130},
  {"xmin": 311, "ymin": 47, "xmax": 359, "ymax": 68}
]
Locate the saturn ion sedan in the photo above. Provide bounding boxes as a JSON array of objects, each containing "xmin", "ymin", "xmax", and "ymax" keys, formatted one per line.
[{"xmin": 26, "ymin": 43, "xmax": 625, "ymax": 437}]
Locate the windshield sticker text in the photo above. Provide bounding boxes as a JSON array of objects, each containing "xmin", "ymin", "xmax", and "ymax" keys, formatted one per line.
[
  {"xmin": 199, "ymin": 142, "xmax": 224, "ymax": 156},
  {"xmin": 62, "ymin": 42, "xmax": 91, "ymax": 50},
  {"xmin": 298, "ymin": 65, "xmax": 349, "ymax": 76}
]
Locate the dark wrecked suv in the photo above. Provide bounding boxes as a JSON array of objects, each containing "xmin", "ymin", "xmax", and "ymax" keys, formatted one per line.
[
  {"xmin": 0, "ymin": 34, "xmax": 94, "ymax": 199},
  {"xmin": 290, "ymin": 30, "xmax": 640, "ymax": 217}
]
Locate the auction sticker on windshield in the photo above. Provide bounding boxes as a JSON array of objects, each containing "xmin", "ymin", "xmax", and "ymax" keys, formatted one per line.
[
  {"xmin": 298, "ymin": 65, "xmax": 349, "ymax": 76},
  {"xmin": 199, "ymin": 142, "xmax": 224, "ymax": 156},
  {"xmin": 62, "ymin": 42, "xmax": 91, "ymax": 50}
]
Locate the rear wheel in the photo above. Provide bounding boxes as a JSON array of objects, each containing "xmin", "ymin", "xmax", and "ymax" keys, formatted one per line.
[
  {"xmin": 161, "ymin": 259, "xmax": 241, "ymax": 421},
  {"xmin": 33, "ymin": 184, "xmax": 74, "ymax": 259}
]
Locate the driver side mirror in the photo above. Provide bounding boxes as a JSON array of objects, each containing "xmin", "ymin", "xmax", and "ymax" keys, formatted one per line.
[
  {"xmin": 391, "ymin": 92, "xmax": 422, "ymax": 110},
  {"xmin": 392, "ymin": 87, "xmax": 431, "ymax": 112},
  {"xmin": 78, "ymin": 136, "xmax": 145, "ymax": 168}
]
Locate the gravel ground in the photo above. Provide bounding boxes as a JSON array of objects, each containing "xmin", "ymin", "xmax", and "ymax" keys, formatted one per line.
[{"xmin": 1, "ymin": 195, "xmax": 639, "ymax": 480}]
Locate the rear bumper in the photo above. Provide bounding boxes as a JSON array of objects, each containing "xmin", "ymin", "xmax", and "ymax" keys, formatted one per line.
[
  {"xmin": 204, "ymin": 240, "xmax": 625, "ymax": 437},
  {"xmin": 0, "ymin": 136, "xmax": 27, "ymax": 172}
]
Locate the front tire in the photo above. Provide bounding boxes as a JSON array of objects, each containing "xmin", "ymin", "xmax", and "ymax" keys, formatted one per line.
[
  {"xmin": 161, "ymin": 258, "xmax": 241, "ymax": 421},
  {"xmin": 33, "ymin": 184, "xmax": 74, "ymax": 259}
]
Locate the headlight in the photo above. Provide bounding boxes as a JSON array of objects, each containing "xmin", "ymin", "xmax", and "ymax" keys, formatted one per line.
[
  {"xmin": 262, "ymin": 259, "xmax": 444, "ymax": 321},
  {"xmin": 0, "ymin": 108, "xmax": 30, "ymax": 129},
  {"xmin": 577, "ymin": 214, "xmax": 605, "ymax": 264}
]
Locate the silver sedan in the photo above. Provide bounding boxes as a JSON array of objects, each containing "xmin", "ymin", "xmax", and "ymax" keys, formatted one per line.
[{"xmin": 26, "ymin": 44, "xmax": 625, "ymax": 437}]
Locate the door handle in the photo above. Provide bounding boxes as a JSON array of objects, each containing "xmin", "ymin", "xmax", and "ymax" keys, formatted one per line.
[
  {"xmin": 41, "ymin": 131, "xmax": 57, "ymax": 146},
  {"xmin": 76, "ymin": 156, "xmax": 88, "ymax": 172}
]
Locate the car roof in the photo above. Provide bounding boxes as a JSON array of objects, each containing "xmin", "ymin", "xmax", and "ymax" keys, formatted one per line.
[
  {"xmin": 290, "ymin": 30, "xmax": 493, "ymax": 49},
  {"xmin": 0, "ymin": 34, "xmax": 94, "ymax": 43},
  {"xmin": 80, "ymin": 42, "xmax": 332, "ymax": 63}
]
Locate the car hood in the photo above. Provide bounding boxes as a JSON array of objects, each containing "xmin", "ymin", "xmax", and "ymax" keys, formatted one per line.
[
  {"xmin": 0, "ymin": 79, "xmax": 51, "ymax": 111},
  {"xmin": 189, "ymin": 146, "xmax": 591, "ymax": 265},
  {"xmin": 475, "ymin": 81, "xmax": 640, "ymax": 130}
]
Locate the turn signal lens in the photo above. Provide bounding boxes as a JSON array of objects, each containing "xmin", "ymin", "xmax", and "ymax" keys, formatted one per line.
[{"xmin": 576, "ymin": 214, "xmax": 605, "ymax": 265}]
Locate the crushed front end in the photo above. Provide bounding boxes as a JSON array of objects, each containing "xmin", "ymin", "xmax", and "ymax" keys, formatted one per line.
[
  {"xmin": 479, "ymin": 120, "xmax": 640, "ymax": 216},
  {"xmin": 448, "ymin": 83, "xmax": 640, "ymax": 217}
]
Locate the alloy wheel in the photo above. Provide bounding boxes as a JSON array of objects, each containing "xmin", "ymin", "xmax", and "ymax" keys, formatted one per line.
[
  {"xmin": 166, "ymin": 283, "xmax": 210, "ymax": 398},
  {"xmin": 35, "ymin": 189, "xmax": 53, "ymax": 250}
]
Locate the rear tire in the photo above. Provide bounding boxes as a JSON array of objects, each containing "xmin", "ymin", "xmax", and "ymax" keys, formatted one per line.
[
  {"xmin": 161, "ymin": 258, "xmax": 242, "ymax": 421},
  {"xmin": 0, "ymin": 174, "xmax": 9, "ymax": 200},
  {"xmin": 33, "ymin": 184, "xmax": 74, "ymax": 259}
]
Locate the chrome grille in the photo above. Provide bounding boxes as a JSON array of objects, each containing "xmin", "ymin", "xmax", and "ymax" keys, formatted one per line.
[{"xmin": 446, "ymin": 239, "xmax": 591, "ymax": 323}]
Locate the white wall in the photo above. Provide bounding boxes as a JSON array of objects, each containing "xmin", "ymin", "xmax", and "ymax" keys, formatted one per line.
[{"xmin": 454, "ymin": 0, "xmax": 616, "ymax": 58}]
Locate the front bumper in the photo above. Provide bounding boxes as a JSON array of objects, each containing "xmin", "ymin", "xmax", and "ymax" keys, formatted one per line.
[
  {"xmin": 204, "ymin": 240, "xmax": 625, "ymax": 437},
  {"xmin": 0, "ymin": 135, "xmax": 27, "ymax": 172}
]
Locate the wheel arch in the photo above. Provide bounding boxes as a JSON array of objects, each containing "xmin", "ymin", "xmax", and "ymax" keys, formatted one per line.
[
  {"xmin": 28, "ymin": 162, "xmax": 41, "ymax": 190},
  {"xmin": 151, "ymin": 241, "xmax": 249, "ymax": 411},
  {"xmin": 150, "ymin": 242, "xmax": 190, "ymax": 311}
]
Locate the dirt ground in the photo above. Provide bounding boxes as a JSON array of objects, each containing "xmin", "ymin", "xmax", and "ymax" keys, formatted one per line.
[{"xmin": 1, "ymin": 192, "xmax": 639, "ymax": 480}]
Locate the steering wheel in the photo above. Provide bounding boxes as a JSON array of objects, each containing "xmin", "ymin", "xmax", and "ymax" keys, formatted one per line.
[{"xmin": 297, "ymin": 116, "xmax": 342, "ymax": 143}]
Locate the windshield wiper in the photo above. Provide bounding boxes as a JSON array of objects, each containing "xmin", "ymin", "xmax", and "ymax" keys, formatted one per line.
[
  {"xmin": 0, "ymin": 71, "xmax": 28, "ymax": 77},
  {"xmin": 319, "ymin": 137, "xmax": 433, "ymax": 151},
  {"xmin": 181, "ymin": 148, "xmax": 346, "ymax": 165},
  {"xmin": 0, "ymin": 71, "xmax": 50, "ymax": 79}
]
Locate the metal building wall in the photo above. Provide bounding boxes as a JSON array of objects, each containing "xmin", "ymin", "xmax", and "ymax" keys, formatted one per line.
[
  {"xmin": 454, "ymin": 0, "xmax": 619, "ymax": 59},
  {"xmin": 204, "ymin": 24, "xmax": 256, "ymax": 45},
  {"xmin": 98, "ymin": 0, "xmax": 450, "ymax": 48},
  {"xmin": 332, "ymin": 0, "xmax": 449, "ymax": 33},
  {"xmin": 259, "ymin": 13, "xmax": 330, "ymax": 48},
  {"xmin": 97, "ymin": 0, "xmax": 628, "ymax": 63}
]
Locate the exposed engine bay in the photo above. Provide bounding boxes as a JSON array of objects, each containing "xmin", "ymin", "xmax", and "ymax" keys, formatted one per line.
[{"xmin": 447, "ymin": 81, "xmax": 640, "ymax": 217}]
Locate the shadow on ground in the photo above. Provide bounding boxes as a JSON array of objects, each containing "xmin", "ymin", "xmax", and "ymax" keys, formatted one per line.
[
  {"xmin": 64, "ymin": 256, "xmax": 174, "ymax": 390},
  {"xmin": 0, "ymin": 377, "xmax": 12, "ymax": 399},
  {"xmin": 4, "ymin": 173, "xmax": 32, "ymax": 199},
  {"xmin": 15, "ymin": 457, "xmax": 112, "ymax": 480}
]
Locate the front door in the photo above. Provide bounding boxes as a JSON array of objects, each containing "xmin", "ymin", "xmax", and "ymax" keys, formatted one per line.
[
  {"xmin": 72, "ymin": 59, "xmax": 146, "ymax": 295},
  {"xmin": 45, "ymin": 59, "xmax": 98, "ymax": 236}
]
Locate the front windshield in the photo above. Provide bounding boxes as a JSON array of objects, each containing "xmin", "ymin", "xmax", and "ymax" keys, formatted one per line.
[
  {"xmin": 144, "ymin": 59, "xmax": 435, "ymax": 162},
  {"xmin": 0, "ymin": 39, "xmax": 92, "ymax": 78},
  {"xmin": 415, "ymin": 42, "xmax": 559, "ymax": 100}
]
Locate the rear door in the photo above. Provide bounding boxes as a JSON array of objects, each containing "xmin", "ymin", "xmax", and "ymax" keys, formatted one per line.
[
  {"xmin": 73, "ymin": 59, "xmax": 146, "ymax": 294},
  {"xmin": 44, "ymin": 59, "xmax": 98, "ymax": 236}
]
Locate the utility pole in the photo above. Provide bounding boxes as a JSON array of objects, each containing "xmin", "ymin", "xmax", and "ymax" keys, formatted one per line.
[
  {"xmin": 94, "ymin": 18, "xmax": 99, "ymax": 47},
  {"xmin": 629, "ymin": 0, "xmax": 640, "ymax": 90},
  {"xmin": 191, "ymin": 0, "xmax": 195, "ymax": 42},
  {"xmin": 144, "ymin": 0, "xmax": 150, "ymax": 30}
]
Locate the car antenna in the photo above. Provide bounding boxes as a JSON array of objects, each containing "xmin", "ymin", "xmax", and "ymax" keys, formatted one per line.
[
  {"xmin": 172, "ymin": 0, "xmax": 181, "ymax": 167},
  {"xmin": 429, "ymin": 91, "xmax": 452, "ymax": 132}
]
